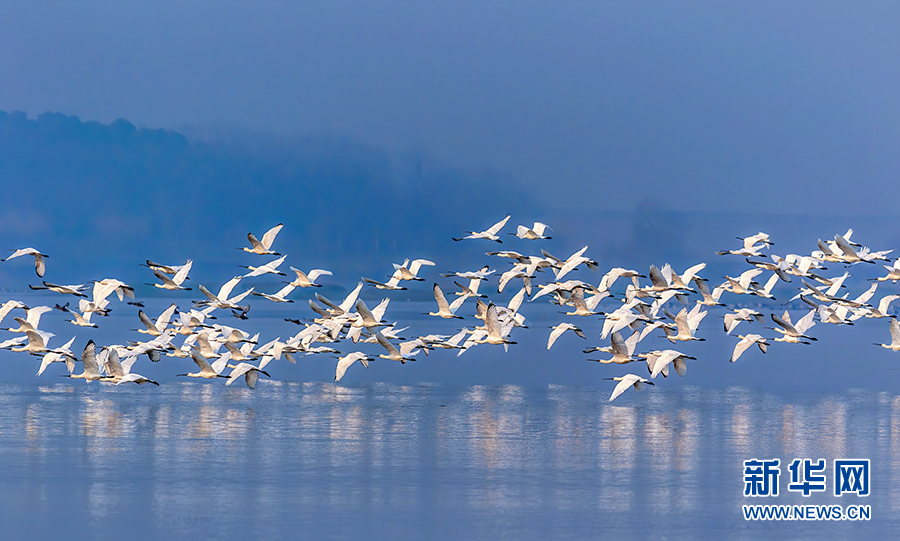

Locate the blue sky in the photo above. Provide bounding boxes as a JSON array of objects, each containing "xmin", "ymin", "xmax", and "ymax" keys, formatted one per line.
[{"xmin": 2, "ymin": 2, "xmax": 899, "ymax": 216}]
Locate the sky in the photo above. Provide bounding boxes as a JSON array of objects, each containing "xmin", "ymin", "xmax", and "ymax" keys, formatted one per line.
[{"xmin": 2, "ymin": 1, "xmax": 899, "ymax": 216}]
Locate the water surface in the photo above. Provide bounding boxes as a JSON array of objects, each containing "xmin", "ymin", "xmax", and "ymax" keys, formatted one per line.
[{"xmin": 0, "ymin": 382, "xmax": 895, "ymax": 539}]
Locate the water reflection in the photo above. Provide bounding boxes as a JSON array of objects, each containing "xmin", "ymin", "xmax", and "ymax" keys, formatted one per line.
[{"xmin": 0, "ymin": 382, "xmax": 898, "ymax": 538}]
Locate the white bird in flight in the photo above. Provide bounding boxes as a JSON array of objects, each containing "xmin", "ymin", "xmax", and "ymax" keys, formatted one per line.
[
  {"xmin": 587, "ymin": 330, "xmax": 641, "ymax": 364},
  {"xmin": 3, "ymin": 247, "xmax": 48, "ymax": 277},
  {"xmin": 60, "ymin": 340, "xmax": 104, "ymax": 383},
  {"xmin": 874, "ymin": 318, "xmax": 900, "ymax": 351},
  {"xmin": 334, "ymin": 352, "xmax": 372, "ymax": 382},
  {"xmin": 452, "ymin": 214, "xmax": 511, "ymax": 243},
  {"xmin": 238, "ymin": 223, "xmax": 284, "ymax": 255},
  {"xmin": 287, "ymin": 267, "xmax": 332, "ymax": 288},
  {"xmin": 512, "ymin": 222, "xmax": 552, "ymax": 240},
  {"xmin": 546, "ymin": 322, "xmax": 586, "ymax": 350},
  {"xmin": 730, "ymin": 334, "xmax": 768, "ymax": 362},
  {"xmin": 148, "ymin": 260, "xmax": 192, "ymax": 290},
  {"xmin": 28, "ymin": 281, "xmax": 88, "ymax": 297},
  {"xmin": 242, "ymin": 255, "xmax": 288, "ymax": 278},
  {"xmin": 177, "ymin": 348, "xmax": 231, "ymax": 379},
  {"xmin": 197, "ymin": 276, "xmax": 255, "ymax": 311},
  {"xmin": 605, "ymin": 374, "xmax": 655, "ymax": 402},
  {"xmin": 770, "ymin": 310, "xmax": 817, "ymax": 344},
  {"xmin": 251, "ymin": 283, "xmax": 296, "ymax": 303},
  {"xmin": 426, "ymin": 283, "xmax": 466, "ymax": 319},
  {"xmin": 225, "ymin": 362, "xmax": 271, "ymax": 389},
  {"xmin": 37, "ymin": 336, "xmax": 77, "ymax": 376},
  {"xmin": 392, "ymin": 259, "xmax": 435, "ymax": 281}
]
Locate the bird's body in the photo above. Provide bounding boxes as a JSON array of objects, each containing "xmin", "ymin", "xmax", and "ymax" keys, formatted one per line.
[
  {"xmin": 875, "ymin": 260, "xmax": 900, "ymax": 283},
  {"xmin": 723, "ymin": 308, "xmax": 764, "ymax": 335},
  {"xmin": 11, "ymin": 329, "xmax": 53, "ymax": 355}
]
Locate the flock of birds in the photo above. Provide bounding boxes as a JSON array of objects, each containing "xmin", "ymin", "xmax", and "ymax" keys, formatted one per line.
[{"xmin": 2, "ymin": 215, "xmax": 900, "ymax": 401}]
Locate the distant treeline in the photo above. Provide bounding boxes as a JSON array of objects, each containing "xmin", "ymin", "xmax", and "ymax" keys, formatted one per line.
[{"xmin": 0, "ymin": 110, "xmax": 538, "ymax": 281}]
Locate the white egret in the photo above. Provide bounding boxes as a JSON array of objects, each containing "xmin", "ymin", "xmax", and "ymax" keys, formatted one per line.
[
  {"xmin": 0, "ymin": 300, "xmax": 28, "ymax": 326},
  {"xmin": 37, "ymin": 336, "xmax": 77, "ymax": 376},
  {"xmin": 453, "ymin": 214, "xmax": 511, "ymax": 243},
  {"xmin": 197, "ymin": 276, "xmax": 255, "ymax": 311},
  {"xmin": 374, "ymin": 330, "xmax": 417, "ymax": 363},
  {"xmin": 28, "ymin": 281, "xmax": 88, "ymax": 297},
  {"xmin": 588, "ymin": 330, "xmax": 640, "ymax": 364},
  {"xmin": 287, "ymin": 267, "xmax": 332, "ymax": 287},
  {"xmin": 242, "ymin": 255, "xmax": 288, "ymax": 278},
  {"xmin": 874, "ymin": 318, "xmax": 900, "ymax": 351},
  {"xmin": 362, "ymin": 269, "xmax": 407, "ymax": 290},
  {"xmin": 142, "ymin": 259, "xmax": 191, "ymax": 275},
  {"xmin": 604, "ymin": 374, "xmax": 654, "ymax": 402},
  {"xmin": 873, "ymin": 260, "xmax": 900, "ymax": 283},
  {"xmin": 546, "ymin": 323, "xmax": 585, "ymax": 350},
  {"xmin": 135, "ymin": 303, "xmax": 178, "ymax": 336},
  {"xmin": 723, "ymin": 308, "xmax": 764, "ymax": 335},
  {"xmin": 770, "ymin": 310, "xmax": 817, "ymax": 344},
  {"xmin": 392, "ymin": 258, "xmax": 435, "ymax": 281},
  {"xmin": 730, "ymin": 334, "xmax": 768, "ymax": 362},
  {"xmin": 60, "ymin": 340, "xmax": 104, "ymax": 382},
  {"xmin": 2, "ymin": 247, "xmax": 48, "ymax": 277},
  {"xmin": 426, "ymin": 283, "xmax": 466, "ymax": 319},
  {"xmin": 512, "ymin": 222, "xmax": 552, "ymax": 240},
  {"xmin": 11, "ymin": 329, "xmax": 53, "ymax": 355},
  {"xmin": 238, "ymin": 223, "xmax": 284, "ymax": 255},
  {"xmin": 177, "ymin": 349, "xmax": 231, "ymax": 379},
  {"xmin": 335, "ymin": 352, "xmax": 372, "ymax": 382},
  {"xmin": 225, "ymin": 362, "xmax": 271, "ymax": 389},
  {"xmin": 148, "ymin": 260, "xmax": 192, "ymax": 290},
  {"xmin": 252, "ymin": 284, "xmax": 296, "ymax": 303},
  {"xmin": 663, "ymin": 305, "xmax": 707, "ymax": 343},
  {"xmin": 643, "ymin": 350, "xmax": 696, "ymax": 379},
  {"xmin": 99, "ymin": 347, "xmax": 159, "ymax": 385}
]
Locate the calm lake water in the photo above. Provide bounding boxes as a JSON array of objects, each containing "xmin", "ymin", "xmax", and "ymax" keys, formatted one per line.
[{"xmin": 0, "ymin": 381, "xmax": 896, "ymax": 540}]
